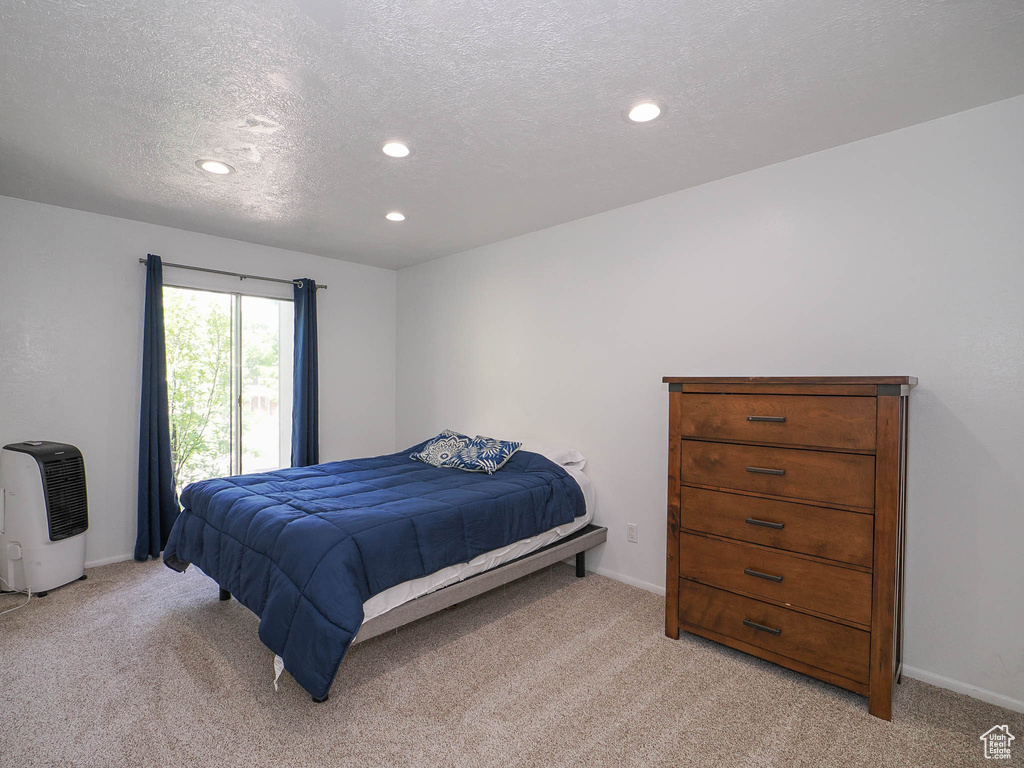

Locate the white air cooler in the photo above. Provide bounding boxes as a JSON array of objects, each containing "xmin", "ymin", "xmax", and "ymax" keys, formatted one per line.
[{"xmin": 0, "ymin": 441, "xmax": 88, "ymax": 594}]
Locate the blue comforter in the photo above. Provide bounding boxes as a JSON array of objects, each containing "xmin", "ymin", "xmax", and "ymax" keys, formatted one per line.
[{"xmin": 163, "ymin": 445, "xmax": 585, "ymax": 700}]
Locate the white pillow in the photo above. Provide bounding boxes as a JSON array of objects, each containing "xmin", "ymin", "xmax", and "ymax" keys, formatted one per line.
[{"xmin": 518, "ymin": 440, "xmax": 587, "ymax": 471}]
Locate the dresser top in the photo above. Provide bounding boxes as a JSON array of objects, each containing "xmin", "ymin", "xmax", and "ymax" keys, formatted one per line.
[{"xmin": 662, "ymin": 376, "xmax": 917, "ymax": 387}]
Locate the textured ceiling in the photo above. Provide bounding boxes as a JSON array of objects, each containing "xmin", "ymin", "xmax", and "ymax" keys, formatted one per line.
[{"xmin": 1, "ymin": 0, "xmax": 1023, "ymax": 269}]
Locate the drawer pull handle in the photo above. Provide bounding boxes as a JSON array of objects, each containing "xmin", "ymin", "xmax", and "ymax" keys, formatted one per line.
[
  {"xmin": 746, "ymin": 415, "xmax": 786, "ymax": 423},
  {"xmin": 744, "ymin": 567, "xmax": 784, "ymax": 583},
  {"xmin": 745, "ymin": 517, "xmax": 785, "ymax": 530},
  {"xmin": 746, "ymin": 466, "xmax": 786, "ymax": 476},
  {"xmin": 743, "ymin": 618, "xmax": 782, "ymax": 636}
]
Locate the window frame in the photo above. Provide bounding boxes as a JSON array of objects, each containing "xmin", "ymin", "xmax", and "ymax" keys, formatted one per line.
[{"xmin": 163, "ymin": 282, "xmax": 294, "ymax": 482}]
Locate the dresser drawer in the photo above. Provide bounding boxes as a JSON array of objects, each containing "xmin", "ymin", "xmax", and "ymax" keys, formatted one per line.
[
  {"xmin": 680, "ymin": 441, "xmax": 875, "ymax": 509},
  {"xmin": 678, "ymin": 532, "xmax": 872, "ymax": 625},
  {"xmin": 679, "ymin": 394, "xmax": 876, "ymax": 450},
  {"xmin": 679, "ymin": 580, "xmax": 869, "ymax": 684},
  {"xmin": 680, "ymin": 487, "xmax": 874, "ymax": 567}
]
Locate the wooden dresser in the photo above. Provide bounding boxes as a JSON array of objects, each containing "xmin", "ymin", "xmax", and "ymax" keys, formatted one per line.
[{"xmin": 663, "ymin": 377, "xmax": 915, "ymax": 720}]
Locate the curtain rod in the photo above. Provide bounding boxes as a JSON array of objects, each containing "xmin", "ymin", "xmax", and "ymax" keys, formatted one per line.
[{"xmin": 138, "ymin": 257, "xmax": 327, "ymax": 290}]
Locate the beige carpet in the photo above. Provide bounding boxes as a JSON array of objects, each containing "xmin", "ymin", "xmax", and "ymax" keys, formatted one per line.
[{"xmin": 0, "ymin": 560, "xmax": 1019, "ymax": 768}]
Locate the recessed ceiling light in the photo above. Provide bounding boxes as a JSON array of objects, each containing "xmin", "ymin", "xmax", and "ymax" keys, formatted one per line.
[
  {"xmin": 382, "ymin": 141, "xmax": 410, "ymax": 158},
  {"xmin": 385, "ymin": 211, "xmax": 406, "ymax": 222},
  {"xmin": 626, "ymin": 102, "xmax": 663, "ymax": 123},
  {"xmin": 196, "ymin": 159, "xmax": 234, "ymax": 175}
]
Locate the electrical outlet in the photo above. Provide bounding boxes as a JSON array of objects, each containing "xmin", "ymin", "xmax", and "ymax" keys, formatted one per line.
[{"xmin": 626, "ymin": 523, "xmax": 639, "ymax": 543}]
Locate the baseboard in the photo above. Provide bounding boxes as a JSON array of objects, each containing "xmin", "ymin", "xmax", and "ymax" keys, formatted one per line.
[
  {"xmin": 85, "ymin": 553, "xmax": 135, "ymax": 568},
  {"xmin": 902, "ymin": 665, "xmax": 1024, "ymax": 714},
  {"xmin": 592, "ymin": 566, "xmax": 666, "ymax": 596}
]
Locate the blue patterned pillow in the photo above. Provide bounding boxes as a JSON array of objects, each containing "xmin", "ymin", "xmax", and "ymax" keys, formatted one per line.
[
  {"xmin": 410, "ymin": 430, "xmax": 522, "ymax": 474},
  {"xmin": 409, "ymin": 429, "xmax": 480, "ymax": 471},
  {"xmin": 470, "ymin": 435, "xmax": 522, "ymax": 474}
]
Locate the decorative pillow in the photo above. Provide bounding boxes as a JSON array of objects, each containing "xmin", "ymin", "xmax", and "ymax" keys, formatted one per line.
[
  {"xmin": 470, "ymin": 435, "xmax": 522, "ymax": 474},
  {"xmin": 409, "ymin": 429, "xmax": 481, "ymax": 471},
  {"xmin": 410, "ymin": 430, "xmax": 522, "ymax": 474}
]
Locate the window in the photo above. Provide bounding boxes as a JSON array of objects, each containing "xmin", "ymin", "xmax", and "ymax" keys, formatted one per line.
[{"xmin": 163, "ymin": 286, "xmax": 294, "ymax": 495}]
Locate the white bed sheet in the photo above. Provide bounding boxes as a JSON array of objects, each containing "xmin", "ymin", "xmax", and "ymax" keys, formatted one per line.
[{"xmin": 362, "ymin": 466, "xmax": 595, "ymax": 621}]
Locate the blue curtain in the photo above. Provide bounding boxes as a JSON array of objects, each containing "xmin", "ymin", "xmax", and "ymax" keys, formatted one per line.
[
  {"xmin": 135, "ymin": 254, "xmax": 179, "ymax": 560},
  {"xmin": 291, "ymin": 278, "xmax": 319, "ymax": 467}
]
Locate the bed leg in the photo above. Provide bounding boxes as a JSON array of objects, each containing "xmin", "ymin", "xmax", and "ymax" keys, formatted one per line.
[
  {"xmin": 575, "ymin": 551, "xmax": 586, "ymax": 578},
  {"xmin": 219, "ymin": 587, "xmax": 231, "ymax": 601},
  {"xmin": 312, "ymin": 694, "xmax": 329, "ymax": 703}
]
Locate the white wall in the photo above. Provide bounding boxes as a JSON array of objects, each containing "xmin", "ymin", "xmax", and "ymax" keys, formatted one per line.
[
  {"xmin": 397, "ymin": 96, "xmax": 1024, "ymax": 708},
  {"xmin": 0, "ymin": 197, "xmax": 396, "ymax": 567}
]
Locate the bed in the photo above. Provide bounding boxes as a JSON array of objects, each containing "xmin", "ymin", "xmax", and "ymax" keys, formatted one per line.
[{"xmin": 163, "ymin": 439, "xmax": 604, "ymax": 702}]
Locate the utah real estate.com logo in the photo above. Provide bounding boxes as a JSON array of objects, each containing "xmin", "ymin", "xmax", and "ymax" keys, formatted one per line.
[{"xmin": 980, "ymin": 725, "xmax": 1015, "ymax": 760}]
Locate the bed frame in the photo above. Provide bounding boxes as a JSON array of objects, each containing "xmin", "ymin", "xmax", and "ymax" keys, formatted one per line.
[
  {"xmin": 216, "ymin": 523, "xmax": 607, "ymax": 699},
  {"xmin": 353, "ymin": 523, "xmax": 607, "ymax": 643}
]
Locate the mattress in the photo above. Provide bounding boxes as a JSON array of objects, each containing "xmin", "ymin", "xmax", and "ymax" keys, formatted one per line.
[{"xmin": 362, "ymin": 466, "xmax": 595, "ymax": 621}]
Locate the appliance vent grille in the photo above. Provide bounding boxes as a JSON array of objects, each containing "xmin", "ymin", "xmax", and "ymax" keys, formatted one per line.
[{"xmin": 42, "ymin": 456, "xmax": 89, "ymax": 541}]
